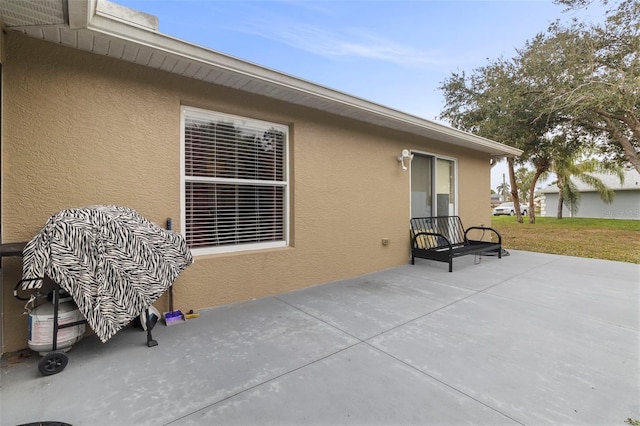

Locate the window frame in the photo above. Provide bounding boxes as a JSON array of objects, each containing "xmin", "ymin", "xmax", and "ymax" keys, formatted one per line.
[{"xmin": 180, "ymin": 106, "xmax": 290, "ymax": 255}]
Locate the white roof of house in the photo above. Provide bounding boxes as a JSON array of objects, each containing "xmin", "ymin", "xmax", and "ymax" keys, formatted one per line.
[
  {"xmin": 0, "ymin": 0, "xmax": 522, "ymax": 158},
  {"xmin": 540, "ymin": 169, "xmax": 640, "ymax": 193}
]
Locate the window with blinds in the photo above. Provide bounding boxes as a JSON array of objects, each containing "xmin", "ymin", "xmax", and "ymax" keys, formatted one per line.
[{"xmin": 181, "ymin": 106, "xmax": 289, "ymax": 253}]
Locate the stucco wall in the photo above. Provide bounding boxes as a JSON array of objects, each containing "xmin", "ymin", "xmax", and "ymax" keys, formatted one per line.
[
  {"xmin": 1, "ymin": 32, "xmax": 492, "ymax": 352},
  {"xmin": 0, "ymin": 22, "xmax": 4, "ymax": 61},
  {"xmin": 1, "ymin": 23, "xmax": 5, "ymax": 356}
]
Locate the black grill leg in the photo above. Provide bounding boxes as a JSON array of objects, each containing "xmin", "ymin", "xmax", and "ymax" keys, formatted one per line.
[{"xmin": 145, "ymin": 308, "xmax": 158, "ymax": 347}]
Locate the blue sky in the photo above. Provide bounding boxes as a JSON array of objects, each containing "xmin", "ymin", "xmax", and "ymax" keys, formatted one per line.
[{"xmin": 113, "ymin": 0, "xmax": 604, "ymax": 189}]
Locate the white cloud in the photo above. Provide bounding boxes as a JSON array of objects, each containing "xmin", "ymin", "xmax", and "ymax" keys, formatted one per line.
[{"xmin": 232, "ymin": 16, "xmax": 446, "ymax": 69}]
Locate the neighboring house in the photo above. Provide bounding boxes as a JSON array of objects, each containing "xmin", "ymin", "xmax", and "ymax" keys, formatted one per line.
[
  {"xmin": 490, "ymin": 193, "xmax": 501, "ymax": 208},
  {"xmin": 0, "ymin": 0, "xmax": 521, "ymax": 353},
  {"xmin": 540, "ymin": 169, "xmax": 640, "ymax": 219}
]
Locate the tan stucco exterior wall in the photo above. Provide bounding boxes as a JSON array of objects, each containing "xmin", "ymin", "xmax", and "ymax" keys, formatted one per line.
[
  {"xmin": 1, "ymin": 32, "xmax": 492, "ymax": 353},
  {"xmin": 0, "ymin": 24, "xmax": 5, "ymax": 61},
  {"xmin": 1, "ymin": 24, "xmax": 5, "ymax": 354}
]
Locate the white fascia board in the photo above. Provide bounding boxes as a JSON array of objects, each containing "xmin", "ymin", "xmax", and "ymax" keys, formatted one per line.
[{"xmin": 70, "ymin": 0, "xmax": 522, "ymax": 158}]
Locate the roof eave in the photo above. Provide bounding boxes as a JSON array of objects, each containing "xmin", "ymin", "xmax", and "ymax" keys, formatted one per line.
[{"xmin": 6, "ymin": 0, "xmax": 523, "ymax": 158}]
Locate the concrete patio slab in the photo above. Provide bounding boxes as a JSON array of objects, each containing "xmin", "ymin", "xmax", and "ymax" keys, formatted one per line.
[
  {"xmin": 487, "ymin": 257, "xmax": 639, "ymax": 328},
  {"xmin": 1, "ymin": 250, "xmax": 639, "ymax": 426},
  {"xmin": 173, "ymin": 343, "xmax": 520, "ymax": 425},
  {"xmin": 369, "ymin": 292, "xmax": 638, "ymax": 425},
  {"xmin": 1, "ymin": 297, "xmax": 358, "ymax": 425},
  {"xmin": 403, "ymin": 249, "xmax": 556, "ymax": 292},
  {"xmin": 277, "ymin": 268, "xmax": 474, "ymax": 340}
]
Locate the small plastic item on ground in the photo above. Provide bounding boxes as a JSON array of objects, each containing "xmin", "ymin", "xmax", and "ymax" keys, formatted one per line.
[
  {"xmin": 184, "ymin": 309, "xmax": 199, "ymax": 320},
  {"xmin": 163, "ymin": 310, "xmax": 185, "ymax": 326}
]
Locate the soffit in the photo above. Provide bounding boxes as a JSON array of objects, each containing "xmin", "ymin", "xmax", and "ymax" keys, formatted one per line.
[{"xmin": 0, "ymin": 0, "xmax": 522, "ymax": 157}]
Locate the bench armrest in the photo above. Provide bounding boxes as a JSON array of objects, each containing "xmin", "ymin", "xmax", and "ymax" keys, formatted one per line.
[
  {"xmin": 412, "ymin": 231, "xmax": 452, "ymax": 250},
  {"xmin": 464, "ymin": 226, "xmax": 502, "ymax": 244}
]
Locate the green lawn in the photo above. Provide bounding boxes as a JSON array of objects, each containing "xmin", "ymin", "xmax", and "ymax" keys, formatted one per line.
[{"xmin": 490, "ymin": 216, "xmax": 640, "ymax": 264}]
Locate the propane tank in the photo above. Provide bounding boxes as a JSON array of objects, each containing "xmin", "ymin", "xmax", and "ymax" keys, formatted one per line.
[{"xmin": 28, "ymin": 295, "xmax": 85, "ymax": 355}]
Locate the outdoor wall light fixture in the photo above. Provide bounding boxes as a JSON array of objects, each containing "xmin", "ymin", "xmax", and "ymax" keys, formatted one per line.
[{"xmin": 397, "ymin": 149, "xmax": 414, "ymax": 170}]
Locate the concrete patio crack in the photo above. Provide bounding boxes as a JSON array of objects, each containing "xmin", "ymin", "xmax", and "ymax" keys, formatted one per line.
[
  {"xmin": 362, "ymin": 340, "xmax": 526, "ymax": 426},
  {"xmin": 162, "ymin": 340, "xmax": 363, "ymax": 425}
]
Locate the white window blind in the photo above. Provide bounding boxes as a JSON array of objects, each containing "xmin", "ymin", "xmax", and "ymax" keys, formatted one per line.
[{"xmin": 181, "ymin": 107, "xmax": 288, "ymax": 253}]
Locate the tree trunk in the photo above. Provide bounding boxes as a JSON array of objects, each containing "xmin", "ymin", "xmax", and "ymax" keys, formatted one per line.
[
  {"xmin": 527, "ymin": 166, "xmax": 547, "ymax": 224},
  {"xmin": 507, "ymin": 158, "xmax": 523, "ymax": 223},
  {"xmin": 611, "ymin": 123, "xmax": 640, "ymax": 174},
  {"xmin": 556, "ymin": 191, "xmax": 564, "ymax": 219},
  {"xmin": 556, "ymin": 178, "xmax": 564, "ymax": 219},
  {"xmin": 594, "ymin": 110, "xmax": 640, "ymax": 174},
  {"xmin": 528, "ymin": 191, "xmax": 536, "ymax": 222}
]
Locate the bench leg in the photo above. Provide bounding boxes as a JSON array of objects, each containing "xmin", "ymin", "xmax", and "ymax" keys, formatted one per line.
[
  {"xmin": 448, "ymin": 259, "xmax": 453, "ymax": 272},
  {"xmin": 498, "ymin": 248, "xmax": 502, "ymax": 259}
]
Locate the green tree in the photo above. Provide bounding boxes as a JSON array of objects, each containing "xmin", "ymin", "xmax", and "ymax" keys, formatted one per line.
[
  {"xmin": 439, "ymin": 59, "xmax": 554, "ymax": 223},
  {"xmin": 515, "ymin": 167, "xmax": 539, "ymax": 203},
  {"xmin": 440, "ymin": 0, "xmax": 638, "ymax": 224},
  {"xmin": 519, "ymin": 0, "xmax": 640, "ymax": 172}
]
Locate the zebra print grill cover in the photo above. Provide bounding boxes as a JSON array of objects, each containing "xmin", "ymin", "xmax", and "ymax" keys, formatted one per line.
[{"xmin": 21, "ymin": 206, "xmax": 194, "ymax": 342}]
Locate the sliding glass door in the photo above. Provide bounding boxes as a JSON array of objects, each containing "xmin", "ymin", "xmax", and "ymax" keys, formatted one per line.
[{"xmin": 411, "ymin": 154, "xmax": 456, "ymax": 217}]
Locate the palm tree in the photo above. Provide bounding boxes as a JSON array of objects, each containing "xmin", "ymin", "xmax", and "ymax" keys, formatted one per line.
[
  {"xmin": 496, "ymin": 181, "xmax": 510, "ymax": 202},
  {"xmin": 552, "ymin": 158, "xmax": 624, "ymax": 219},
  {"xmin": 515, "ymin": 167, "xmax": 538, "ymax": 203}
]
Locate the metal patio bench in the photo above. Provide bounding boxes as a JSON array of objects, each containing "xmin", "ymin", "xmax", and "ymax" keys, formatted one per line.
[{"xmin": 410, "ymin": 216, "xmax": 502, "ymax": 272}]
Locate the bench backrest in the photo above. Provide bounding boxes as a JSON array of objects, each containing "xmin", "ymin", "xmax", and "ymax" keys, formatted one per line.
[{"xmin": 410, "ymin": 216, "xmax": 466, "ymax": 249}]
